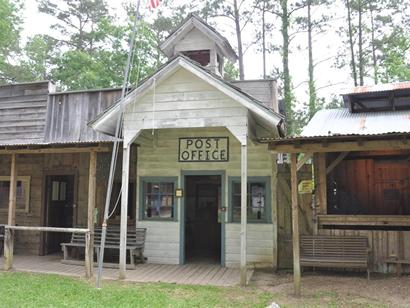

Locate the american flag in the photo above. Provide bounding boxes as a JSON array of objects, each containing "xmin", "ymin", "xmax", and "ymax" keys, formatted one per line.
[{"xmin": 148, "ymin": 0, "xmax": 160, "ymax": 9}]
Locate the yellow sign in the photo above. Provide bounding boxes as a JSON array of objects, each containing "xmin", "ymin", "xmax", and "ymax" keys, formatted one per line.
[
  {"xmin": 175, "ymin": 188, "xmax": 183, "ymax": 198},
  {"xmin": 298, "ymin": 180, "xmax": 313, "ymax": 194}
]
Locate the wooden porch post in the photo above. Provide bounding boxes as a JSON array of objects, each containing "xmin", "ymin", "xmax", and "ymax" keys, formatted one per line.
[
  {"xmin": 119, "ymin": 146, "xmax": 130, "ymax": 279},
  {"xmin": 316, "ymin": 153, "xmax": 327, "ymax": 215},
  {"xmin": 4, "ymin": 154, "xmax": 17, "ymax": 271},
  {"xmin": 291, "ymin": 153, "xmax": 301, "ymax": 296},
  {"xmin": 85, "ymin": 151, "xmax": 97, "ymax": 279},
  {"xmin": 240, "ymin": 142, "xmax": 248, "ymax": 286}
]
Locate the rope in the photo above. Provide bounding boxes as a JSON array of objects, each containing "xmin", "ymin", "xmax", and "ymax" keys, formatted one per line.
[
  {"xmin": 108, "ymin": 188, "xmax": 122, "ymax": 219},
  {"xmin": 152, "ymin": 78, "xmax": 156, "ymax": 135}
]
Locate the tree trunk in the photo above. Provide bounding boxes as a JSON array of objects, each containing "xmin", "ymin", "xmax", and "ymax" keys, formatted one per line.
[
  {"xmin": 358, "ymin": 0, "xmax": 364, "ymax": 86},
  {"xmin": 307, "ymin": 0, "xmax": 316, "ymax": 120},
  {"xmin": 346, "ymin": 0, "xmax": 358, "ymax": 86},
  {"xmin": 234, "ymin": 0, "xmax": 245, "ymax": 80},
  {"xmin": 280, "ymin": 0, "xmax": 293, "ymax": 132},
  {"xmin": 370, "ymin": 6, "xmax": 378, "ymax": 84},
  {"xmin": 262, "ymin": 3, "xmax": 267, "ymax": 79}
]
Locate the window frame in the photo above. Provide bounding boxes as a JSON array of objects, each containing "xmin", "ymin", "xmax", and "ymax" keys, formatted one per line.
[
  {"xmin": 228, "ymin": 176, "xmax": 271, "ymax": 223},
  {"xmin": 139, "ymin": 177, "xmax": 178, "ymax": 221},
  {"xmin": 0, "ymin": 176, "xmax": 31, "ymax": 213}
]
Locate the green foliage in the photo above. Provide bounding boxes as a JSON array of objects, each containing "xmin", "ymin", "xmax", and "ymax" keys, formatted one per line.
[
  {"xmin": 224, "ymin": 61, "xmax": 239, "ymax": 81},
  {"xmin": 0, "ymin": 0, "xmax": 22, "ymax": 83},
  {"xmin": 0, "ymin": 272, "xmax": 273, "ymax": 307}
]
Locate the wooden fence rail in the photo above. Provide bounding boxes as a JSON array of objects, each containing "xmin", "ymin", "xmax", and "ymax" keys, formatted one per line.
[{"xmin": 3, "ymin": 225, "xmax": 92, "ymax": 279}]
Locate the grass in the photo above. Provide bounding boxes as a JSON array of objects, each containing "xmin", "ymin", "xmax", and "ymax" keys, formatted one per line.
[{"xmin": 0, "ymin": 272, "xmax": 273, "ymax": 308}]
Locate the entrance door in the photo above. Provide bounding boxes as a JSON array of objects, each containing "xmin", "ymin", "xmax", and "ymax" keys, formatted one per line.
[
  {"xmin": 44, "ymin": 175, "xmax": 75, "ymax": 254},
  {"xmin": 185, "ymin": 175, "xmax": 221, "ymax": 264}
]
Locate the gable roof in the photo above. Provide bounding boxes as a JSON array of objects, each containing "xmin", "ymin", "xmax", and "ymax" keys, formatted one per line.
[
  {"xmin": 160, "ymin": 13, "xmax": 238, "ymax": 63},
  {"xmin": 90, "ymin": 55, "xmax": 284, "ymax": 137}
]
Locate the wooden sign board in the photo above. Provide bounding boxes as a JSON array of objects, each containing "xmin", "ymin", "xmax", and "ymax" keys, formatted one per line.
[
  {"xmin": 298, "ymin": 180, "xmax": 313, "ymax": 194},
  {"xmin": 179, "ymin": 137, "xmax": 229, "ymax": 162}
]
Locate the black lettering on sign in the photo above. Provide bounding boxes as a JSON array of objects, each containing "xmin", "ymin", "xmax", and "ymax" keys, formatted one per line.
[{"xmin": 178, "ymin": 137, "xmax": 229, "ymax": 162}]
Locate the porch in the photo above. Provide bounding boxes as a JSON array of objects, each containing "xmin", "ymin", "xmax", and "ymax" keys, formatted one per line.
[{"xmin": 0, "ymin": 254, "xmax": 253, "ymax": 287}]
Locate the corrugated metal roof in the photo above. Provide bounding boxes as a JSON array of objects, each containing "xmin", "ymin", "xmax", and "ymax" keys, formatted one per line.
[
  {"xmin": 300, "ymin": 108, "xmax": 410, "ymax": 138},
  {"xmin": 343, "ymin": 82, "xmax": 410, "ymax": 95}
]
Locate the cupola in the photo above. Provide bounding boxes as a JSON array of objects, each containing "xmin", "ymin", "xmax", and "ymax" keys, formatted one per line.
[{"xmin": 160, "ymin": 13, "xmax": 238, "ymax": 76}]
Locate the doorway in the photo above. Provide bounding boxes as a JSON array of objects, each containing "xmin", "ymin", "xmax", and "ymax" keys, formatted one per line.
[
  {"xmin": 185, "ymin": 175, "xmax": 221, "ymax": 264},
  {"xmin": 44, "ymin": 175, "xmax": 75, "ymax": 254}
]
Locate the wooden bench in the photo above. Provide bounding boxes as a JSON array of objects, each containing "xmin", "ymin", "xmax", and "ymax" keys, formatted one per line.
[
  {"xmin": 61, "ymin": 227, "xmax": 146, "ymax": 267},
  {"xmin": 385, "ymin": 258, "xmax": 410, "ymax": 276},
  {"xmin": 300, "ymin": 235, "xmax": 371, "ymax": 279}
]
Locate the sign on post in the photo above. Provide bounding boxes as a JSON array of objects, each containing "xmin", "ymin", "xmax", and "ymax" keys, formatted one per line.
[{"xmin": 178, "ymin": 137, "xmax": 229, "ymax": 162}]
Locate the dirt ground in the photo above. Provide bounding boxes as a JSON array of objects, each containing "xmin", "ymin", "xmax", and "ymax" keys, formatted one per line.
[{"xmin": 250, "ymin": 269, "xmax": 410, "ymax": 307}]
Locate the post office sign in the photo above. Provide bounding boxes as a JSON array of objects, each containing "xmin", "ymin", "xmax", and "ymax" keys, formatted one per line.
[{"xmin": 179, "ymin": 137, "xmax": 229, "ymax": 162}]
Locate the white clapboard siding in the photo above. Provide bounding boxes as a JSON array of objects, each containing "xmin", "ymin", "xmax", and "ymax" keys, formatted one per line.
[
  {"xmin": 134, "ymin": 127, "xmax": 276, "ymax": 267},
  {"xmin": 137, "ymin": 221, "xmax": 180, "ymax": 265},
  {"xmin": 123, "ymin": 67, "xmax": 249, "ymax": 145},
  {"xmin": 174, "ymin": 28, "xmax": 213, "ymax": 53},
  {"xmin": 225, "ymin": 223, "xmax": 275, "ymax": 268}
]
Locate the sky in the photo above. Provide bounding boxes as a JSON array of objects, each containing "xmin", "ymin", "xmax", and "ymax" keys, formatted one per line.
[{"xmin": 21, "ymin": 0, "xmax": 353, "ymax": 107}]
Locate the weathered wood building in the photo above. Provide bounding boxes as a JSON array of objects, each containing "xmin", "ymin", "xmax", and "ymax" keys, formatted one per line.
[
  {"xmin": 0, "ymin": 81, "xmax": 122, "ymax": 256},
  {"xmin": 1, "ymin": 14, "xmax": 288, "ymax": 282},
  {"xmin": 268, "ymin": 83, "xmax": 410, "ymax": 294}
]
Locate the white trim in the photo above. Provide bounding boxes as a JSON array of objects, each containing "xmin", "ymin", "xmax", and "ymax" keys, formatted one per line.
[
  {"xmin": 160, "ymin": 16, "xmax": 238, "ymax": 62},
  {"xmin": 91, "ymin": 57, "xmax": 281, "ymax": 136}
]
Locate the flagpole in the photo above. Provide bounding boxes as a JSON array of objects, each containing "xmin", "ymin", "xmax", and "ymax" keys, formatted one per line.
[{"xmin": 96, "ymin": 0, "xmax": 142, "ymax": 289}]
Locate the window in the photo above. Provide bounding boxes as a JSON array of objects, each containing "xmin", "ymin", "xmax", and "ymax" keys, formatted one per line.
[
  {"xmin": 141, "ymin": 178, "xmax": 177, "ymax": 220},
  {"xmin": 230, "ymin": 177, "xmax": 271, "ymax": 223},
  {"xmin": 0, "ymin": 176, "xmax": 30, "ymax": 213},
  {"xmin": 51, "ymin": 181, "xmax": 66, "ymax": 201}
]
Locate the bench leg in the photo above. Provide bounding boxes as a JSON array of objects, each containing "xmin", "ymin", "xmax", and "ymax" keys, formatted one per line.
[
  {"xmin": 129, "ymin": 250, "xmax": 134, "ymax": 266},
  {"xmin": 367, "ymin": 268, "xmax": 370, "ymax": 281},
  {"xmin": 140, "ymin": 250, "xmax": 145, "ymax": 264},
  {"xmin": 62, "ymin": 246, "xmax": 68, "ymax": 261}
]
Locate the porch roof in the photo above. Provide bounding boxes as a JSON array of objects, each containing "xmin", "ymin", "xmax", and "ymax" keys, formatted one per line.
[{"xmin": 264, "ymin": 108, "xmax": 410, "ymax": 153}]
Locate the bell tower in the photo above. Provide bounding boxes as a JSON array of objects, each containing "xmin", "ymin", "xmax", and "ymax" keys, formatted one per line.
[{"xmin": 160, "ymin": 13, "xmax": 238, "ymax": 76}]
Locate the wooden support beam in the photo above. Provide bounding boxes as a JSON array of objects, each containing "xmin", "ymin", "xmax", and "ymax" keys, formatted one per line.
[
  {"xmin": 240, "ymin": 143, "xmax": 248, "ymax": 287},
  {"xmin": 4, "ymin": 154, "xmax": 17, "ymax": 271},
  {"xmin": 291, "ymin": 153, "xmax": 301, "ymax": 297},
  {"xmin": 326, "ymin": 152, "xmax": 349, "ymax": 175},
  {"xmin": 316, "ymin": 153, "xmax": 327, "ymax": 215},
  {"xmin": 85, "ymin": 151, "xmax": 97, "ymax": 279},
  {"xmin": 0, "ymin": 146, "xmax": 111, "ymax": 155},
  {"xmin": 269, "ymin": 139, "xmax": 410, "ymax": 153},
  {"xmin": 119, "ymin": 146, "xmax": 130, "ymax": 280},
  {"xmin": 297, "ymin": 153, "xmax": 312, "ymax": 172}
]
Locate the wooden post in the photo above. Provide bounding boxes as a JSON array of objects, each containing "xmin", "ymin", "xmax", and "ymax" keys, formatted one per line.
[
  {"xmin": 317, "ymin": 153, "xmax": 327, "ymax": 215},
  {"xmin": 119, "ymin": 146, "xmax": 130, "ymax": 279},
  {"xmin": 85, "ymin": 151, "xmax": 97, "ymax": 279},
  {"xmin": 4, "ymin": 154, "xmax": 17, "ymax": 271},
  {"xmin": 240, "ymin": 143, "xmax": 247, "ymax": 286},
  {"xmin": 291, "ymin": 153, "xmax": 301, "ymax": 297}
]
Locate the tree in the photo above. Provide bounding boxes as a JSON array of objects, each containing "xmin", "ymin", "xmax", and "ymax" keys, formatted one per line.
[
  {"xmin": 36, "ymin": 0, "xmax": 157, "ymax": 90},
  {"xmin": 20, "ymin": 34, "xmax": 57, "ymax": 81},
  {"xmin": 205, "ymin": 0, "xmax": 258, "ymax": 80},
  {"xmin": 0, "ymin": 0, "xmax": 22, "ymax": 83},
  {"xmin": 254, "ymin": 0, "xmax": 274, "ymax": 79},
  {"xmin": 295, "ymin": 0, "xmax": 331, "ymax": 120},
  {"xmin": 38, "ymin": 0, "xmax": 109, "ymax": 52},
  {"xmin": 271, "ymin": 0, "xmax": 308, "ymax": 134}
]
